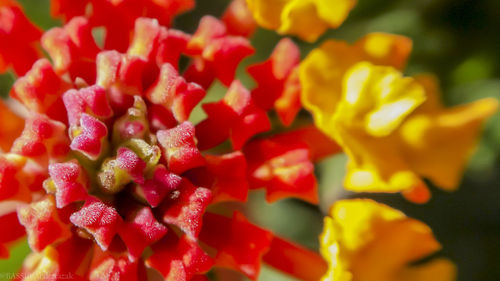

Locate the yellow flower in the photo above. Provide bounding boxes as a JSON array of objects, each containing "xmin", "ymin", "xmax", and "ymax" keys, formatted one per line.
[
  {"xmin": 301, "ymin": 39, "xmax": 499, "ymax": 201},
  {"xmin": 300, "ymin": 33, "xmax": 412, "ymax": 132},
  {"xmin": 399, "ymin": 74, "xmax": 499, "ymax": 191},
  {"xmin": 330, "ymin": 62, "xmax": 428, "ymax": 200},
  {"xmin": 320, "ymin": 199, "xmax": 456, "ymax": 281},
  {"xmin": 246, "ymin": 0, "xmax": 357, "ymax": 42}
]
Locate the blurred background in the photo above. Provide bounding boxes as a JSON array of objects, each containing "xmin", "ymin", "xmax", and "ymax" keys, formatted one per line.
[{"xmin": 1, "ymin": 0, "xmax": 499, "ymax": 280}]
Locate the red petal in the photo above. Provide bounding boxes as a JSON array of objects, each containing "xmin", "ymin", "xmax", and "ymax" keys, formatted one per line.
[
  {"xmin": 0, "ymin": 245, "xmax": 7, "ymax": 259},
  {"xmin": 244, "ymin": 138, "xmax": 318, "ymax": 204},
  {"xmin": 222, "ymin": 0, "xmax": 257, "ymax": 37},
  {"xmin": 61, "ymin": 0, "xmax": 195, "ymax": 52},
  {"xmin": 148, "ymin": 103, "xmax": 178, "ymax": 131},
  {"xmin": 70, "ymin": 197, "xmax": 123, "ymax": 250},
  {"xmin": 147, "ymin": 234, "xmax": 213, "ymax": 281},
  {"xmin": 119, "ymin": 206, "xmax": 168, "ymax": 261},
  {"xmin": 172, "ymin": 82, "xmax": 206, "ymax": 123},
  {"xmin": 190, "ymin": 275, "xmax": 210, "ymax": 281},
  {"xmin": 275, "ymin": 67, "xmax": 302, "ymax": 126},
  {"xmin": 63, "ymin": 85, "xmax": 113, "ymax": 126},
  {"xmin": 70, "ymin": 113, "xmax": 109, "ymax": 160},
  {"xmin": 17, "ymin": 196, "xmax": 71, "ymax": 252},
  {"xmin": 50, "ymin": 0, "xmax": 89, "ymax": 21},
  {"xmin": 186, "ymin": 16, "xmax": 227, "ymax": 56},
  {"xmin": 11, "ymin": 114, "xmax": 70, "ymax": 164},
  {"xmin": 134, "ymin": 165, "xmax": 182, "ymax": 207},
  {"xmin": 0, "ymin": 155, "xmax": 24, "ymax": 201},
  {"xmin": 41, "ymin": 16, "xmax": 99, "ymax": 83},
  {"xmin": 10, "ymin": 59, "xmax": 70, "ymax": 119},
  {"xmin": 0, "ymin": 1, "xmax": 42, "ymax": 75},
  {"xmin": 161, "ymin": 180, "xmax": 212, "ymax": 239},
  {"xmin": 116, "ymin": 147, "xmax": 147, "ymax": 184},
  {"xmin": 156, "ymin": 28, "xmax": 191, "ymax": 68},
  {"xmin": 0, "ymin": 212, "xmax": 25, "ymax": 244},
  {"xmin": 127, "ymin": 17, "xmax": 191, "ymax": 72},
  {"xmin": 248, "ymin": 38, "xmax": 300, "ymax": 94},
  {"xmin": 183, "ymin": 59, "xmax": 216, "ymax": 92},
  {"xmin": 112, "ymin": 96, "xmax": 149, "ymax": 143},
  {"xmin": 127, "ymin": 17, "xmax": 164, "ymax": 60},
  {"xmin": 96, "ymin": 51, "xmax": 147, "ymax": 113},
  {"xmin": 157, "ymin": 121, "xmax": 205, "ymax": 174},
  {"xmin": 194, "ymin": 117, "xmax": 230, "ymax": 151},
  {"xmin": 0, "ymin": 153, "xmax": 45, "ymax": 200},
  {"xmin": 47, "ymin": 160, "xmax": 89, "ymax": 208},
  {"xmin": 267, "ymin": 125, "xmax": 342, "ymax": 162},
  {"xmin": 185, "ymin": 16, "xmax": 254, "ymax": 87},
  {"xmin": 263, "ymin": 236, "xmax": 328, "ymax": 281},
  {"xmin": 176, "ymin": 236, "xmax": 214, "ymax": 279},
  {"xmin": 0, "ymin": 211, "xmax": 25, "ymax": 258},
  {"xmin": 55, "ymin": 235, "xmax": 94, "ymax": 277},
  {"xmin": 248, "ymin": 38, "xmax": 301, "ymax": 125},
  {"xmin": 204, "ymin": 36, "xmax": 254, "ymax": 86},
  {"xmin": 89, "ymin": 255, "xmax": 140, "ymax": 281},
  {"xmin": 199, "ymin": 81, "xmax": 270, "ymax": 150},
  {"xmin": 200, "ymin": 211, "xmax": 273, "ymax": 280},
  {"xmin": 98, "ymin": 147, "xmax": 147, "ymax": 193},
  {"xmin": 146, "ymin": 63, "xmax": 205, "ymax": 123},
  {"xmin": 188, "ymin": 152, "xmax": 248, "ymax": 203}
]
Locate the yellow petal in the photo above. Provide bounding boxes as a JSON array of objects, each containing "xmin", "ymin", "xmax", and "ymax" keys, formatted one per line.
[
  {"xmin": 344, "ymin": 162, "xmax": 424, "ymax": 194},
  {"xmin": 412, "ymin": 74, "xmax": 443, "ymax": 112},
  {"xmin": 398, "ymin": 259, "xmax": 457, "ymax": 281},
  {"xmin": 246, "ymin": 0, "xmax": 355, "ymax": 42},
  {"xmin": 400, "ymin": 96, "xmax": 499, "ymax": 190},
  {"xmin": 321, "ymin": 199, "xmax": 456, "ymax": 281},
  {"xmin": 355, "ymin": 32, "xmax": 413, "ymax": 69},
  {"xmin": 279, "ymin": 0, "xmax": 330, "ymax": 42},
  {"xmin": 325, "ymin": 199, "xmax": 405, "ymax": 252},
  {"xmin": 338, "ymin": 62, "xmax": 426, "ymax": 137},
  {"xmin": 300, "ymin": 40, "xmax": 357, "ymax": 131},
  {"xmin": 398, "ymin": 74, "xmax": 499, "ymax": 189},
  {"xmin": 300, "ymin": 33, "xmax": 413, "ymax": 134},
  {"xmin": 315, "ymin": 0, "xmax": 357, "ymax": 29},
  {"xmin": 325, "ymin": 63, "xmax": 427, "ymax": 194},
  {"xmin": 301, "ymin": 31, "xmax": 497, "ymax": 197},
  {"xmin": 245, "ymin": 0, "xmax": 287, "ymax": 30}
]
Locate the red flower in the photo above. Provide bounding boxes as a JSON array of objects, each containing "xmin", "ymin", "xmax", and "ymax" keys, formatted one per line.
[
  {"xmin": 0, "ymin": 0, "xmax": 41, "ymax": 75},
  {"xmin": 0, "ymin": 1, "xmax": 335, "ymax": 280}
]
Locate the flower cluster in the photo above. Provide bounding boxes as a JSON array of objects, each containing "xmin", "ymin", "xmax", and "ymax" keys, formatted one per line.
[
  {"xmin": 300, "ymin": 33, "xmax": 498, "ymax": 203},
  {"xmin": 0, "ymin": 0, "xmax": 337, "ymax": 280},
  {"xmin": 0, "ymin": 0, "xmax": 497, "ymax": 280}
]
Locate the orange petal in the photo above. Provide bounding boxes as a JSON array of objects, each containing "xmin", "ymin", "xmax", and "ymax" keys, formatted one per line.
[{"xmin": 0, "ymin": 99, "xmax": 24, "ymax": 151}]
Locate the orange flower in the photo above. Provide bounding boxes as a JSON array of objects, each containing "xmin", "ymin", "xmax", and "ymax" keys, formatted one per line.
[{"xmin": 0, "ymin": 100, "xmax": 24, "ymax": 152}]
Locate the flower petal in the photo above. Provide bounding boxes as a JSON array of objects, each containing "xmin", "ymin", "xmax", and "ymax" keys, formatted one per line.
[
  {"xmin": 246, "ymin": 0, "xmax": 355, "ymax": 42},
  {"xmin": 320, "ymin": 199, "xmax": 456, "ymax": 281},
  {"xmin": 0, "ymin": 100, "xmax": 24, "ymax": 152}
]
